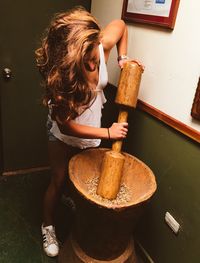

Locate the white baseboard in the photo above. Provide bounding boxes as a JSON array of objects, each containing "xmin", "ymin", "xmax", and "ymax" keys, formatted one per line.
[
  {"xmin": 2, "ymin": 166, "xmax": 50, "ymax": 176},
  {"xmin": 135, "ymin": 241, "xmax": 155, "ymax": 263}
]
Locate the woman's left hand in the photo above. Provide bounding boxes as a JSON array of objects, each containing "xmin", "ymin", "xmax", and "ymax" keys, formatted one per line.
[
  {"xmin": 119, "ymin": 58, "xmax": 145, "ymax": 71},
  {"xmin": 118, "ymin": 58, "xmax": 129, "ymax": 69},
  {"xmin": 132, "ymin": 59, "xmax": 145, "ymax": 71}
]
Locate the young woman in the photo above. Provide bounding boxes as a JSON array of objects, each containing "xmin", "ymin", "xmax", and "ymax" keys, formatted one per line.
[{"xmin": 36, "ymin": 6, "xmax": 129, "ymax": 257}]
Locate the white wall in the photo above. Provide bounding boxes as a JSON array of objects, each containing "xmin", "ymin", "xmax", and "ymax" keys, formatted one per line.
[{"xmin": 91, "ymin": 0, "xmax": 200, "ymax": 133}]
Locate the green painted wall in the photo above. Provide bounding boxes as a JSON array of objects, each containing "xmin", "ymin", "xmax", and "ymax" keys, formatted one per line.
[
  {"xmin": 0, "ymin": 0, "xmax": 91, "ymax": 171},
  {"xmin": 126, "ymin": 110, "xmax": 200, "ymax": 263},
  {"xmin": 102, "ymin": 85, "xmax": 200, "ymax": 263}
]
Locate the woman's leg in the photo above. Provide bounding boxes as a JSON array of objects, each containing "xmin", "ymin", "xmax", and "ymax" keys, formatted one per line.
[{"xmin": 43, "ymin": 140, "xmax": 73, "ymax": 226}]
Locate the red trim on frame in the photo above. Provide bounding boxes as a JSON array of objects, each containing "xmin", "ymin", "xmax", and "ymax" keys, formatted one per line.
[{"xmin": 122, "ymin": 0, "xmax": 180, "ymax": 29}]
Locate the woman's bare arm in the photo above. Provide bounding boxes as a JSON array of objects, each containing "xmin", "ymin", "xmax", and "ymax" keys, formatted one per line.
[
  {"xmin": 101, "ymin": 20, "xmax": 128, "ymax": 63},
  {"xmin": 56, "ymin": 118, "xmax": 128, "ymax": 140}
]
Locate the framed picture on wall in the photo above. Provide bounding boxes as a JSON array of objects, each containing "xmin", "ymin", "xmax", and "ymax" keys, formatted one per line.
[
  {"xmin": 122, "ymin": 0, "xmax": 180, "ymax": 29},
  {"xmin": 191, "ymin": 78, "xmax": 200, "ymax": 121}
]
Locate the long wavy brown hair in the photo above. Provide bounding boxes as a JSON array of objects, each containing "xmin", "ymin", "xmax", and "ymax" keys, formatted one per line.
[{"xmin": 35, "ymin": 6, "xmax": 101, "ymax": 121}]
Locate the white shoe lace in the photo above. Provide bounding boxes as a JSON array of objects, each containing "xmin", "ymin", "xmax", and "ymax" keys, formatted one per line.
[{"xmin": 43, "ymin": 228, "xmax": 58, "ymax": 248}]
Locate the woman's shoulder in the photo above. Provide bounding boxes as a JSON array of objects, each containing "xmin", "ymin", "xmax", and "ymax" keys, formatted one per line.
[
  {"xmin": 101, "ymin": 19, "xmax": 125, "ymax": 46},
  {"xmin": 101, "ymin": 19, "xmax": 126, "ymax": 60}
]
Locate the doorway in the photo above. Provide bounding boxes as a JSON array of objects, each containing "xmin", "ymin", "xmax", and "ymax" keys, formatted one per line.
[{"xmin": 0, "ymin": 0, "xmax": 91, "ymax": 173}]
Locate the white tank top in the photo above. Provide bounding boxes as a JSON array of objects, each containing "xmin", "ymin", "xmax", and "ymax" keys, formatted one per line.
[{"xmin": 50, "ymin": 43, "xmax": 108, "ymax": 149}]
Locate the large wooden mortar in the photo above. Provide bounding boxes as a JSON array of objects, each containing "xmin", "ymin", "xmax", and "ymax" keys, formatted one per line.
[{"xmin": 59, "ymin": 148, "xmax": 157, "ymax": 263}]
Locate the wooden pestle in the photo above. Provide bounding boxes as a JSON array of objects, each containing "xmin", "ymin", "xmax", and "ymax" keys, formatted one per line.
[{"xmin": 97, "ymin": 61, "xmax": 143, "ymax": 200}]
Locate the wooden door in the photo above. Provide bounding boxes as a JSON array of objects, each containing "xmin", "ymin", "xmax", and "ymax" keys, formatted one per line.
[{"xmin": 0, "ymin": 0, "xmax": 91, "ymax": 173}]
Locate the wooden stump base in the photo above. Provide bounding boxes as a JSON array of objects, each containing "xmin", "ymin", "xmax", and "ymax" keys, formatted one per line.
[
  {"xmin": 58, "ymin": 148, "xmax": 157, "ymax": 263},
  {"xmin": 59, "ymin": 236, "xmax": 137, "ymax": 263}
]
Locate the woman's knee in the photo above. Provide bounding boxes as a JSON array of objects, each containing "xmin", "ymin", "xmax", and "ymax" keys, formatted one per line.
[{"xmin": 50, "ymin": 168, "xmax": 67, "ymax": 191}]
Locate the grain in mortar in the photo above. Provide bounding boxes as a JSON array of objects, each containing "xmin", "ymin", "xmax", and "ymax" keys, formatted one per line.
[{"xmin": 86, "ymin": 177, "xmax": 131, "ymax": 207}]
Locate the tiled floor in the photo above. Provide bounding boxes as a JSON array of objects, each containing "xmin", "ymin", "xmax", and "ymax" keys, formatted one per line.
[
  {"xmin": 0, "ymin": 172, "xmax": 144, "ymax": 263},
  {"xmin": 0, "ymin": 171, "xmax": 70, "ymax": 263}
]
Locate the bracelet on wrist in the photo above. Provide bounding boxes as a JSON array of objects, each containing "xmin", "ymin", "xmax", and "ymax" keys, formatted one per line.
[
  {"xmin": 107, "ymin": 128, "xmax": 111, "ymax": 140},
  {"xmin": 117, "ymin": 55, "xmax": 129, "ymax": 63}
]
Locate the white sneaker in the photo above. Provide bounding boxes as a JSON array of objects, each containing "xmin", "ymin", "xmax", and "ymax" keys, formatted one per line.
[{"xmin": 41, "ymin": 224, "xmax": 59, "ymax": 257}]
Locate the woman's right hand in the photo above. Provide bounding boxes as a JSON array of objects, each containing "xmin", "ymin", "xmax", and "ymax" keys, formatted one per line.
[{"xmin": 109, "ymin": 122, "xmax": 128, "ymax": 140}]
